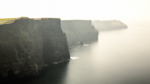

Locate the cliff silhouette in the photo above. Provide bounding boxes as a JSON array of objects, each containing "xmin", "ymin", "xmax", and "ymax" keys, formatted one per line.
[
  {"xmin": 0, "ymin": 17, "xmax": 70, "ymax": 82},
  {"xmin": 92, "ymin": 20, "xmax": 127, "ymax": 31}
]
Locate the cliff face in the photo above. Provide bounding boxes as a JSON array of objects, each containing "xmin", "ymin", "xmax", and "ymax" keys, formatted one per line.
[
  {"xmin": 92, "ymin": 20, "xmax": 127, "ymax": 31},
  {"xmin": 61, "ymin": 20, "xmax": 98, "ymax": 48},
  {"xmin": 0, "ymin": 18, "xmax": 70, "ymax": 80}
]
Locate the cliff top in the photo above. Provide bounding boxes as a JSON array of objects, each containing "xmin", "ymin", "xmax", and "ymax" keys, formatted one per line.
[
  {"xmin": 0, "ymin": 18, "xmax": 17, "ymax": 25},
  {"xmin": 92, "ymin": 20, "xmax": 127, "ymax": 26},
  {"xmin": 0, "ymin": 17, "xmax": 60, "ymax": 25},
  {"xmin": 92, "ymin": 20, "xmax": 122, "ymax": 22},
  {"xmin": 62, "ymin": 20, "xmax": 91, "ymax": 21}
]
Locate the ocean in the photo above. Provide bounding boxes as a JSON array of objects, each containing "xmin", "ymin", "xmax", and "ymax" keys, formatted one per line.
[{"xmin": 26, "ymin": 26, "xmax": 150, "ymax": 84}]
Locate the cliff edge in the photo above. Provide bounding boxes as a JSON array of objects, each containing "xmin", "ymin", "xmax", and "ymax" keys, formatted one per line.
[
  {"xmin": 61, "ymin": 20, "xmax": 98, "ymax": 48},
  {"xmin": 0, "ymin": 17, "xmax": 70, "ymax": 81},
  {"xmin": 92, "ymin": 20, "xmax": 127, "ymax": 31}
]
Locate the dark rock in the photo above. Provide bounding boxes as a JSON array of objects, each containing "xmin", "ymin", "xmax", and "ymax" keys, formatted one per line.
[
  {"xmin": 78, "ymin": 41, "xmax": 84, "ymax": 45},
  {"xmin": 0, "ymin": 17, "xmax": 70, "ymax": 81},
  {"xmin": 61, "ymin": 20, "xmax": 98, "ymax": 48}
]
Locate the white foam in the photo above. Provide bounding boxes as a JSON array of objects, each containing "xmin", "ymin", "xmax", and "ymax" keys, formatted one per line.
[{"xmin": 70, "ymin": 57, "xmax": 79, "ymax": 60}]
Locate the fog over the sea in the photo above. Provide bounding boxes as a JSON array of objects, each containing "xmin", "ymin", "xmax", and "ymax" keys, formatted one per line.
[
  {"xmin": 1, "ymin": 0, "xmax": 150, "ymax": 84},
  {"xmin": 0, "ymin": 0, "xmax": 150, "ymax": 27}
]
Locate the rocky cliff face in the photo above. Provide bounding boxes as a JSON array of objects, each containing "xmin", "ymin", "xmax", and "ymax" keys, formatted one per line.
[
  {"xmin": 92, "ymin": 20, "xmax": 127, "ymax": 31},
  {"xmin": 0, "ymin": 17, "xmax": 70, "ymax": 80},
  {"xmin": 61, "ymin": 20, "xmax": 98, "ymax": 48}
]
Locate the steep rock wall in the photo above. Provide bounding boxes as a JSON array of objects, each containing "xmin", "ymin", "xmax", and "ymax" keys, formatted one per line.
[
  {"xmin": 0, "ymin": 18, "xmax": 70, "ymax": 80},
  {"xmin": 92, "ymin": 20, "xmax": 127, "ymax": 31},
  {"xmin": 61, "ymin": 20, "xmax": 98, "ymax": 48}
]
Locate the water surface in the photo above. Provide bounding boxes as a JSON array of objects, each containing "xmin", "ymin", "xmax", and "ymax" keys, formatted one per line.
[{"xmin": 27, "ymin": 27, "xmax": 150, "ymax": 84}]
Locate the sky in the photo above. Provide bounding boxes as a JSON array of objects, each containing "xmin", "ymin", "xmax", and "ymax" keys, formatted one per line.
[{"xmin": 0, "ymin": 0, "xmax": 150, "ymax": 27}]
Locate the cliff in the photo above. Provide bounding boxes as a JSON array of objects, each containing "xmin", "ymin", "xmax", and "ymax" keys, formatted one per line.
[
  {"xmin": 92, "ymin": 20, "xmax": 127, "ymax": 31},
  {"xmin": 61, "ymin": 20, "xmax": 98, "ymax": 48},
  {"xmin": 0, "ymin": 17, "xmax": 70, "ymax": 81}
]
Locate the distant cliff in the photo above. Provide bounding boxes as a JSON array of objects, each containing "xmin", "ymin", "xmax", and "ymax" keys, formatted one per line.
[
  {"xmin": 61, "ymin": 20, "xmax": 98, "ymax": 48},
  {"xmin": 0, "ymin": 17, "xmax": 70, "ymax": 81},
  {"xmin": 92, "ymin": 20, "xmax": 127, "ymax": 31}
]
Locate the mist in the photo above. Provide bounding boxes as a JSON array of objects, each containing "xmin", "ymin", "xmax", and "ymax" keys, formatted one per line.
[
  {"xmin": 65, "ymin": 27, "xmax": 150, "ymax": 84},
  {"xmin": 23, "ymin": 27, "xmax": 150, "ymax": 84},
  {"xmin": 1, "ymin": 0, "xmax": 150, "ymax": 84},
  {"xmin": 1, "ymin": 0, "xmax": 150, "ymax": 27}
]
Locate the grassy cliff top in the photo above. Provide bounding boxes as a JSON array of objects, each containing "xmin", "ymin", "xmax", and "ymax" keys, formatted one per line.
[
  {"xmin": 0, "ymin": 18, "xmax": 17, "ymax": 25},
  {"xmin": 0, "ymin": 17, "xmax": 60, "ymax": 25},
  {"xmin": 0, "ymin": 18, "xmax": 16, "ymax": 22}
]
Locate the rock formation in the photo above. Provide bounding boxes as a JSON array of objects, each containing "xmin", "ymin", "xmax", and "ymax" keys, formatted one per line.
[
  {"xmin": 0, "ymin": 17, "xmax": 70, "ymax": 81},
  {"xmin": 92, "ymin": 20, "xmax": 127, "ymax": 31},
  {"xmin": 61, "ymin": 20, "xmax": 98, "ymax": 48}
]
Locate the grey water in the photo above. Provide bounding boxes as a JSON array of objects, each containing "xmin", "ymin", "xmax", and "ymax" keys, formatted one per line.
[{"xmin": 27, "ymin": 27, "xmax": 150, "ymax": 84}]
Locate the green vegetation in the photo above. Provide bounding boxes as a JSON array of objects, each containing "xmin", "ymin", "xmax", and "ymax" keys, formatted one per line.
[
  {"xmin": 0, "ymin": 18, "xmax": 15, "ymax": 22},
  {"xmin": 0, "ymin": 18, "xmax": 17, "ymax": 25}
]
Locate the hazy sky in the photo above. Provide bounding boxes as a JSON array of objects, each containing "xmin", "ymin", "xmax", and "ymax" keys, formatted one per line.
[{"xmin": 1, "ymin": 0, "xmax": 150, "ymax": 26}]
